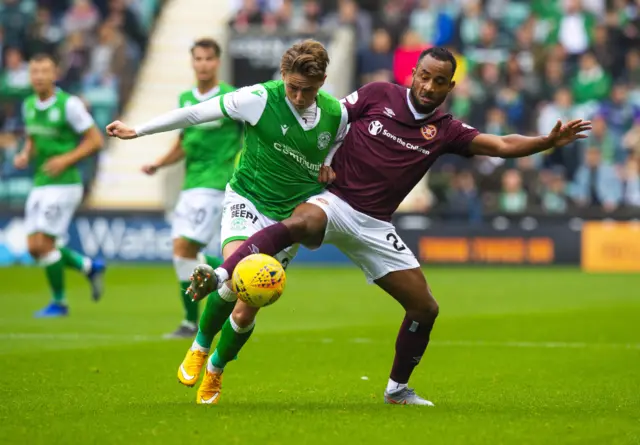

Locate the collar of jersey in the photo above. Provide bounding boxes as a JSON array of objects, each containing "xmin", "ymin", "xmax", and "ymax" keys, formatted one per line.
[
  {"xmin": 192, "ymin": 85, "xmax": 221, "ymax": 102},
  {"xmin": 35, "ymin": 91, "xmax": 59, "ymax": 110},
  {"xmin": 284, "ymin": 96, "xmax": 322, "ymax": 131},
  {"xmin": 405, "ymin": 89, "xmax": 436, "ymax": 121}
]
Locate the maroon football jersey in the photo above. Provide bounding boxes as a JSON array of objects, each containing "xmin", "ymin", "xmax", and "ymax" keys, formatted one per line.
[{"xmin": 329, "ymin": 82, "xmax": 480, "ymax": 222}]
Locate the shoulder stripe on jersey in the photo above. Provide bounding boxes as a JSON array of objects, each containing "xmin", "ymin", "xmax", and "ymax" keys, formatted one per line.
[{"xmin": 219, "ymin": 95, "xmax": 230, "ymax": 119}]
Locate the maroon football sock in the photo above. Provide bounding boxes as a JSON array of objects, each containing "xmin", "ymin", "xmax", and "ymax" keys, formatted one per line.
[
  {"xmin": 390, "ymin": 315, "xmax": 434, "ymax": 384},
  {"xmin": 220, "ymin": 223, "xmax": 294, "ymax": 275}
]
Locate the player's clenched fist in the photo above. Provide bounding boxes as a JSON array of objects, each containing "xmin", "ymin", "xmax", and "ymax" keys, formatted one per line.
[
  {"xmin": 318, "ymin": 165, "xmax": 336, "ymax": 184},
  {"xmin": 106, "ymin": 120, "xmax": 138, "ymax": 140}
]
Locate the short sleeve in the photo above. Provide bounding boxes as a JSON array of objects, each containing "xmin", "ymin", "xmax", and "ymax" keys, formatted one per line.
[
  {"xmin": 65, "ymin": 96, "xmax": 95, "ymax": 134},
  {"xmin": 322, "ymin": 102, "xmax": 350, "ymax": 166},
  {"xmin": 445, "ymin": 118, "xmax": 480, "ymax": 157},
  {"xmin": 336, "ymin": 102, "xmax": 349, "ymax": 143},
  {"xmin": 221, "ymin": 84, "xmax": 268, "ymax": 126},
  {"xmin": 340, "ymin": 82, "xmax": 382, "ymax": 123}
]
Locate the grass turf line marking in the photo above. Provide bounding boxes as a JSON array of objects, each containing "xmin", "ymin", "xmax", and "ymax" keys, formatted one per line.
[{"xmin": 1, "ymin": 333, "xmax": 639, "ymax": 350}]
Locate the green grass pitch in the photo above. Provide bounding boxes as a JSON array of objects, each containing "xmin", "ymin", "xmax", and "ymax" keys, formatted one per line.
[{"xmin": 0, "ymin": 265, "xmax": 639, "ymax": 444}]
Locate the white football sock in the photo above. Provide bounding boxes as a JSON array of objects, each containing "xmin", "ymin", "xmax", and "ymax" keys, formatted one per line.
[
  {"xmin": 190, "ymin": 339, "xmax": 209, "ymax": 353},
  {"xmin": 386, "ymin": 379, "xmax": 408, "ymax": 393},
  {"xmin": 82, "ymin": 257, "xmax": 92, "ymax": 274},
  {"xmin": 229, "ymin": 314, "xmax": 255, "ymax": 333},
  {"xmin": 173, "ymin": 256, "xmax": 198, "ymax": 282},
  {"xmin": 214, "ymin": 267, "xmax": 229, "ymax": 283},
  {"xmin": 39, "ymin": 249, "xmax": 62, "ymax": 266},
  {"xmin": 207, "ymin": 360, "xmax": 223, "ymax": 374},
  {"xmin": 218, "ymin": 283, "xmax": 237, "ymax": 302}
]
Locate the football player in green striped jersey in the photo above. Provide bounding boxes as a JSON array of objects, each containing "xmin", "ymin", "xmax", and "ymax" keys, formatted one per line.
[
  {"xmin": 107, "ymin": 40, "xmax": 348, "ymax": 404},
  {"xmin": 15, "ymin": 53, "xmax": 105, "ymax": 318}
]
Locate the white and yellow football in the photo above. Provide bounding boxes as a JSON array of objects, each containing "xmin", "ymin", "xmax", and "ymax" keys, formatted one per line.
[{"xmin": 231, "ymin": 253, "xmax": 286, "ymax": 308}]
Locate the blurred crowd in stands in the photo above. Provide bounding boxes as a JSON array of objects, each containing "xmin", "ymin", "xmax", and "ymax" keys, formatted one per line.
[
  {"xmin": 0, "ymin": 0, "xmax": 158, "ymax": 206},
  {"xmin": 230, "ymin": 0, "xmax": 640, "ymax": 218},
  {"xmin": 2, "ymin": 0, "xmax": 639, "ymax": 218}
]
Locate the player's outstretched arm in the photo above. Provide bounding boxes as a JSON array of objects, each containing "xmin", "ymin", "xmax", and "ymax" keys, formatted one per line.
[
  {"xmin": 107, "ymin": 85, "xmax": 267, "ymax": 141},
  {"xmin": 468, "ymin": 119, "xmax": 592, "ymax": 158},
  {"xmin": 106, "ymin": 99, "xmax": 227, "ymax": 140},
  {"xmin": 141, "ymin": 137, "xmax": 185, "ymax": 175}
]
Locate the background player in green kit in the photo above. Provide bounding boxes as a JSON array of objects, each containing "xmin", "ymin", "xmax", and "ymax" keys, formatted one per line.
[
  {"xmin": 13, "ymin": 53, "xmax": 105, "ymax": 318},
  {"xmin": 107, "ymin": 40, "xmax": 348, "ymax": 404},
  {"xmin": 139, "ymin": 38, "xmax": 242, "ymax": 339}
]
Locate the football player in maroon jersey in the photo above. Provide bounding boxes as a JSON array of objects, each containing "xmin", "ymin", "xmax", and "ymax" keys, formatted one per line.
[{"xmin": 190, "ymin": 47, "xmax": 591, "ymax": 405}]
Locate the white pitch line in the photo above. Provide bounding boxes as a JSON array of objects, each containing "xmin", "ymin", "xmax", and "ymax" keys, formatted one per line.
[
  {"xmin": 0, "ymin": 333, "xmax": 158, "ymax": 341},
  {"xmin": 1, "ymin": 333, "xmax": 639, "ymax": 350}
]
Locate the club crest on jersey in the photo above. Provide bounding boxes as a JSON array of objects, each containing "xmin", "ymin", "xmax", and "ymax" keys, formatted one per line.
[
  {"xmin": 48, "ymin": 108, "xmax": 61, "ymax": 122},
  {"xmin": 230, "ymin": 217, "xmax": 247, "ymax": 231},
  {"xmin": 317, "ymin": 131, "xmax": 331, "ymax": 150},
  {"xmin": 421, "ymin": 124, "xmax": 437, "ymax": 140}
]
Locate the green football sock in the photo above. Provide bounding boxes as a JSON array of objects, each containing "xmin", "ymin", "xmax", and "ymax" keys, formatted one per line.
[
  {"xmin": 41, "ymin": 250, "xmax": 65, "ymax": 304},
  {"xmin": 180, "ymin": 280, "xmax": 199, "ymax": 324},
  {"xmin": 204, "ymin": 254, "xmax": 223, "ymax": 269},
  {"xmin": 195, "ymin": 287, "xmax": 236, "ymax": 349},
  {"xmin": 210, "ymin": 317, "xmax": 254, "ymax": 369},
  {"xmin": 59, "ymin": 247, "xmax": 89, "ymax": 272}
]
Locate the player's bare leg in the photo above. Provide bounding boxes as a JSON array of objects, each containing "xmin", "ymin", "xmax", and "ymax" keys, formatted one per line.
[
  {"xmin": 27, "ymin": 232, "xmax": 56, "ymax": 261},
  {"xmin": 286, "ymin": 203, "xmax": 329, "ymax": 248},
  {"xmin": 375, "ymin": 268, "xmax": 438, "ymax": 406},
  {"xmin": 201, "ymin": 203, "xmax": 327, "ymax": 286}
]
